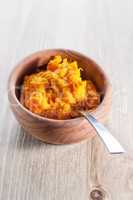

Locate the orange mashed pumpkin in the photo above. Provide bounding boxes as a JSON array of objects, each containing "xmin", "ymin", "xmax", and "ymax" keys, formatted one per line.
[{"xmin": 22, "ymin": 55, "xmax": 100, "ymax": 119}]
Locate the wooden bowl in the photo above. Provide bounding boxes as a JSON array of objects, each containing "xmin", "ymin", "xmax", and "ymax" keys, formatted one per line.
[{"xmin": 8, "ymin": 49, "xmax": 112, "ymax": 144}]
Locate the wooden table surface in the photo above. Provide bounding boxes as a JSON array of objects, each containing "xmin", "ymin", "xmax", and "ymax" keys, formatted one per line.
[{"xmin": 0, "ymin": 0, "xmax": 133, "ymax": 199}]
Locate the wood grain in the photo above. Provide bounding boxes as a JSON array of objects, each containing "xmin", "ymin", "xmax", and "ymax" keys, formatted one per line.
[{"xmin": 0, "ymin": 0, "xmax": 133, "ymax": 199}]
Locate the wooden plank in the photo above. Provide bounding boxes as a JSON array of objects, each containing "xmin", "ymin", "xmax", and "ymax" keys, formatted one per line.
[{"xmin": 0, "ymin": 0, "xmax": 133, "ymax": 199}]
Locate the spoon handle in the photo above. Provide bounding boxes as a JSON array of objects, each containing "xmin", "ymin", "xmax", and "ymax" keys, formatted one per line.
[{"xmin": 80, "ymin": 111, "xmax": 125, "ymax": 154}]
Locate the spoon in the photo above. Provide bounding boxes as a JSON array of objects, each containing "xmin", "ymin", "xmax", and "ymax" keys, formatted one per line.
[{"xmin": 79, "ymin": 110, "xmax": 125, "ymax": 154}]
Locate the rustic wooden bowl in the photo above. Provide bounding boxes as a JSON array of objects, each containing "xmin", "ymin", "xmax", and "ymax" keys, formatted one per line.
[{"xmin": 8, "ymin": 49, "xmax": 112, "ymax": 144}]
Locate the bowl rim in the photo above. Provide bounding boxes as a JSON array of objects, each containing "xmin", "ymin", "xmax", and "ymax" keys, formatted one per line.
[{"xmin": 8, "ymin": 48, "xmax": 112, "ymax": 123}]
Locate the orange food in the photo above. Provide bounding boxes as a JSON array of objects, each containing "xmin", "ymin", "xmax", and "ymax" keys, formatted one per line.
[{"xmin": 22, "ymin": 55, "xmax": 100, "ymax": 119}]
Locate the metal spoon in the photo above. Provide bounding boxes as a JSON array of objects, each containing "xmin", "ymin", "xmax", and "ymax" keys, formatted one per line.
[{"xmin": 79, "ymin": 110, "xmax": 125, "ymax": 154}]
